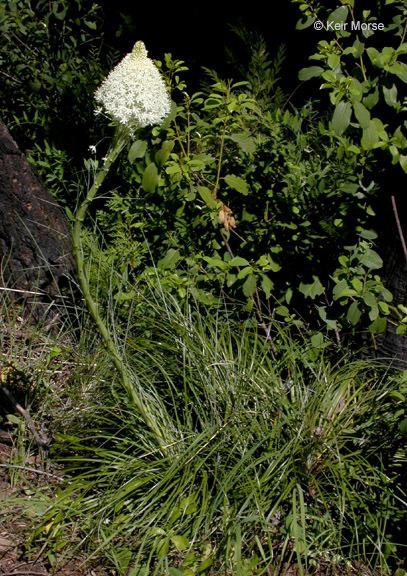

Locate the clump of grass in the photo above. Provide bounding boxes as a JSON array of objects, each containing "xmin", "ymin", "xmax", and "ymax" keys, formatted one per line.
[{"xmin": 31, "ymin": 286, "xmax": 407, "ymax": 575}]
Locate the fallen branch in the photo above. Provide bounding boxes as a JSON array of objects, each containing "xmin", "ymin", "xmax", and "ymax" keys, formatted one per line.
[{"xmin": 0, "ymin": 463, "xmax": 64, "ymax": 482}]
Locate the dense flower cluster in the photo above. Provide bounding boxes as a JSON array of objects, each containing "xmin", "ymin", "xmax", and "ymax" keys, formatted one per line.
[{"xmin": 94, "ymin": 41, "xmax": 171, "ymax": 134}]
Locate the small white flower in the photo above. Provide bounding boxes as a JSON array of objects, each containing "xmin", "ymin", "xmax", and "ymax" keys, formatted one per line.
[{"xmin": 94, "ymin": 41, "xmax": 171, "ymax": 135}]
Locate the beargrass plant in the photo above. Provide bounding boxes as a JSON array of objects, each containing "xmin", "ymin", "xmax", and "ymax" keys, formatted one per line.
[
  {"xmin": 72, "ymin": 40, "xmax": 172, "ymax": 453},
  {"xmin": 54, "ymin": 36, "xmax": 407, "ymax": 575},
  {"xmin": 31, "ymin": 282, "xmax": 407, "ymax": 576}
]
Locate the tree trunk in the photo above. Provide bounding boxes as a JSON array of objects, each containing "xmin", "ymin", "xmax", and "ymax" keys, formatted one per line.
[
  {"xmin": 374, "ymin": 240, "xmax": 407, "ymax": 369},
  {"xmin": 0, "ymin": 119, "xmax": 74, "ymax": 325}
]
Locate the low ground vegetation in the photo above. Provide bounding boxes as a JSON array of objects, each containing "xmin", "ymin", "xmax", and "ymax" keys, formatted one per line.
[{"xmin": 2, "ymin": 1, "xmax": 407, "ymax": 574}]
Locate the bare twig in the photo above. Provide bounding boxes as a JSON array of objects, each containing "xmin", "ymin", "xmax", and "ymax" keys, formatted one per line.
[
  {"xmin": 1, "ymin": 570, "xmax": 47, "ymax": 576},
  {"xmin": 0, "ymin": 69, "xmax": 24, "ymax": 85},
  {"xmin": 219, "ymin": 229, "xmax": 277, "ymax": 354},
  {"xmin": 0, "ymin": 286, "xmax": 44, "ymax": 295},
  {"xmin": 0, "ymin": 383, "xmax": 49, "ymax": 448},
  {"xmin": 0, "ymin": 463, "xmax": 64, "ymax": 482},
  {"xmin": 391, "ymin": 195, "xmax": 407, "ymax": 264}
]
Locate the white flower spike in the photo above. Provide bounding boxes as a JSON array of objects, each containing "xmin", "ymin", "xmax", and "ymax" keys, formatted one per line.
[{"xmin": 94, "ymin": 41, "xmax": 171, "ymax": 135}]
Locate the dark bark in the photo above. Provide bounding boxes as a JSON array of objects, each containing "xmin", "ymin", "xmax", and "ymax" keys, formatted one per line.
[
  {"xmin": 371, "ymin": 187, "xmax": 407, "ymax": 369},
  {"xmin": 375, "ymin": 241, "xmax": 407, "ymax": 369},
  {"xmin": 0, "ymin": 119, "xmax": 74, "ymax": 325}
]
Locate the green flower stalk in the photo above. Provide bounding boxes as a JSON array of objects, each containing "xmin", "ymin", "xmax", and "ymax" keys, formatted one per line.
[{"xmin": 73, "ymin": 41, "xmax": 171, "ymax": 451}]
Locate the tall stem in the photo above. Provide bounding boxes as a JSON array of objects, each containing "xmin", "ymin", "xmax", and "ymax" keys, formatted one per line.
[
  {"xmin": 72, "ymin": 125, "xmax": 167, "ymax": 453},
  {"xmin": 213, "ymin": 121, "xmax": 226, "ymax": 198}
]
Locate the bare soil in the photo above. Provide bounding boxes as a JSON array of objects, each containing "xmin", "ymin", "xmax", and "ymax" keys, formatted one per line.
[{"xmin": 0, "ymin": 431, "xmax": 111, "ymax": 576}]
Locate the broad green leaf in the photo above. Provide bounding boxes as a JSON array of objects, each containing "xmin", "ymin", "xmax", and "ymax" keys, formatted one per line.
[
  {"xmin": 275, "ymin": 305, "xmax": 290, "ymax": 317},
  {"xmin": 226, "ymin": 272, "xmax": 237, "ymax": 287},
  {"xmin": 155, "ymin": 141, "xmax": 174, "ymax": 167},
  {"xmin": 299, "ymin": 276, "xmax": 324, "ymax": 299},
  {"xmin": 198, "ymin": 186, "xmax": 218, "ymax": 209},
  {"xmin": 142, "ymin": 162, "xmax": 159, "ymax": 193},
  {"xmin": 52, "ymin": 2, "xmax": 67, "ymax": 19},
  {"xmin": 381, "ymin": 287, "xmax": 393, "ymax": 303},
  {"xmin": 328, "ymin": 6, "xmax": 348, "ymax": 25},
  {"xmin": 318, "ymin": 306, "xmax": 338, "ymax": 330},
  {"xmin": 114, "ymin": 290, "xmax": 136, "ymax": 302},
  {"xmin": 256, "ymin": 254, "xmax": 269, "ymax": 267},
  {"xmin": 361, "ymin": 121, "xmax": 379, "ymax": 150},
  {"xmin": 229, "ymin": 133, "xmax": 256, "ymax": 154},
  {"xmin": 363, "ymin": 292, "xmax": 379, "ymax": 321},
  {"xmin": 383, "ymin": 84, "xmax": 398, "ymax": 108},
  {"xmin": 242, "ymin": 298, "xmax": 254, "ymax": 312},
  {"xmin": 84, "ymin": 20, "xmax": 97, "ymax": 30},
  {"xmin": 170, "ymin": 535, "xmax": 189, "ymax": 551},
  {"xmin": 242, "ymin": 274, "xmax": 256, "ymax": 297},
  {"xmin": 393, "ymin": 126, "xmax": 407, "ymax": 148},
  {"xmin": 360, "ymin": 248, "xmax": 383, "ymax": 269},
  {"xmin": 224, "ymin": 174, "xmax": 249, "ymax": 195},
  {"xmin": 128, "ymin": 140, "xmax": 147, "ymax": 163},
  {"xmin": 369, "ymin": 315, "xmax": 387, "ymax": 334},
  {"xmin": 229, "ymin": 256, "xmax": 250, "ymax": 267},
  {"xmin": 298, "ymin": 66, "xmax": 324, "ymax": 81},
  {"xmin": 378, "ymin": 301, "xmax": 390, "ymax": 315},
  {"xmin": 400, "ymin": 418, "xmax": 407, "ymax": 435},
  {"xmin": 166, "ymin": 163, "xmax": 181, "ymax": 176},
  {"xmin": 388, "ymin": 61, "xmax": 407, "ymax": 83},
  {"xmin": 363, "ymin": 87, "xmax": 379, "ymax": 109},
  {"xmin": 296, "ymin": 15, "xmax": 316, "ymax": 30},
  {"xmin": 332, "ymin": 279, "xmax": 348, "ymax": 300},
  {"xmin": 352, "ymin": 100, "xmax": 371, "ymax": 129},
  {"xmin": 372, "ymin": 117, "xmax": 388, "ymax": 141},
  {"xmin": 332, "ymin": 101, "xmax": 352, "ymax": 135},
  {"xmin": 237, "ymin": 266, "xmax": 253, "ymax": 279},
  {"xmin": 65, "ymin": 206, "xmax": 74, "ymax": 221},
  {"xmin": 340, "ymin": 288, "xmax": 358, "ymax": 297},
  {"xmin": 260, "ymin": 274, "xmax": 274, "ymax": 299},
  {"xmin": 196, "ymin": 558, "xmax": 213, "ymax": 573},
  {"xmin": 327, "ymin": 53, "xmax": 340, "ymax": 70},
  {"xmin": 359, "ymin": 229, "xmax": 378, "ymax": 240},
  {"xmin": 241, "ymin": 208, "xmax": 256, "ymax": 222},
  {"xmin": 158, "ymin": 248, "xmax": 180, "ymax": 270},
  {"xmin": 151, "ymin": 527, "xmax": 166, "ymax": 536},
  {"xmin": 5, "ymin": 413, "xmax": 22, "ymax": 425},
  {"xmin": 366, "ymin": 47, "xmax": 380, "ymax": 65},
  {"xmin": 128, "ymin": 566, "xmax": 149, "ymax": 576},
  {"xmin": 347, "ymin": 301, "xmax": 362, "ymax": 325},
  {"xmin": 156, "ymin": 537, "xmax": 170, "ymax": 557},
  {"xmin": 285, "ymin": 287, "xmax": 294, "ymax": 305},
  {"xmin": 168, "ymin": 569, "xmax": 184, "ymax": 576},
  {"xmin": 352, "ymin": 38, "xmax": 364, "ymax": 58},
  {"xmin": 350, "ymin": 277, "xmax": 363, "ymax": 293},
  {"xmin": 268, "ymin": 257, "xmax": 281, "ymax": 272},
  {"xmin": 400, "ymin": 155, "xmax": 407, "ymax": 173},
  {"xmin": 310, "ymin": 332, "xmax": 324, "ymax": 349},
  {"xmin": 398, "ymin": 304, "xmax": 407, "ymax": 315},
  {"xmin": 340, "ymin": 182, "xmax": 359, "ymax": 195},
  {"xmin": 203, "ymin": 256, "xmax": 228, "ymax": 269}
]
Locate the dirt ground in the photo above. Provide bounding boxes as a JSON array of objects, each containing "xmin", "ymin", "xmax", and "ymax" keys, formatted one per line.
[{"xmin": 0, "ymin": 429, "xmax": 112, "ymax": 576}]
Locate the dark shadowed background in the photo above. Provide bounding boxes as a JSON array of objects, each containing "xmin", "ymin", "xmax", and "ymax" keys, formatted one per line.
[{"xmin": 97, "ymin": 2, "xmax": 315, "ymax": 98}]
